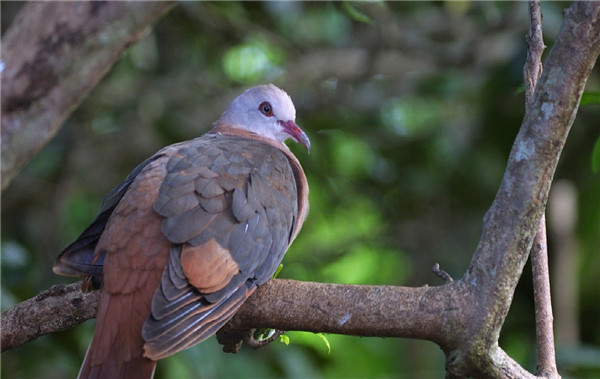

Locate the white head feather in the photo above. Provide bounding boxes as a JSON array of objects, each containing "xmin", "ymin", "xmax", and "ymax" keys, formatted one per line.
[{"xmin": 219, "ymin": 84, "xmax": 310, "ymax": 151}]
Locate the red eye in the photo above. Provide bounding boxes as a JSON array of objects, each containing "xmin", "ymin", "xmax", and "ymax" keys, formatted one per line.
[{"xmin": 259, "ymin": 101, "xmax": 273, "ymax": 117}]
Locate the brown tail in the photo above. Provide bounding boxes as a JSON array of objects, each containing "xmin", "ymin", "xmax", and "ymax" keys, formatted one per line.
[
  {"xmin": 78, "ymin": 292, "xmax": 157, "ymax": 379},
  {"xmin": 78, "ymin": 345, "xmax": 156, "ymax": 379}
]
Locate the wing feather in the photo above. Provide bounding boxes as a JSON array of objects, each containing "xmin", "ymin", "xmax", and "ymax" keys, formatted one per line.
[
  {"xmin": 144, "ymin": 135, "xmax": 299, "ymax": 359},
  {"xmin": 52, "ymin": 155, "xmax": 163, "ymax": 281}
]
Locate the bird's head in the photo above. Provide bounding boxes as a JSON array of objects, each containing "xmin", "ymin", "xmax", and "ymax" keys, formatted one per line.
[{"xmin": 219, "ymin": 84, "xmax": 311, "ymax": 152}]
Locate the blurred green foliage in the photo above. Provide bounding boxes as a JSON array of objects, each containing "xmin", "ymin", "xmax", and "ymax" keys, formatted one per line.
[
  {"xmin": 593, "ymin": 137, "xmax": 600, "ymax": 173},
  {"xmin": 2, "ymin": 1, "xmax": 599, "ymax": 378},
  {"xmin": 223, "ymin": 38, "xmax": 284, "ymax": 83}
]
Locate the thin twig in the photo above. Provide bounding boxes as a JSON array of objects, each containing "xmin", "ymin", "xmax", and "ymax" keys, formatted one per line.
[
  {"xmin": 244, "ymin": 329, "xmax": 285, "ymax": 349},
  {"xmin": 524, "ymin": 1, "xmax": 559, "ymax": 378},
  {"xmin": 524, "ymin": 0, "xmax": 546, "ymax": 112},
  {"xmin": 432, "ymin": 263, "xmax": 454, "ymax": 283},
  {"xmin": 531, "ymin": 215, "xmax": 559, "ymax": 378}
]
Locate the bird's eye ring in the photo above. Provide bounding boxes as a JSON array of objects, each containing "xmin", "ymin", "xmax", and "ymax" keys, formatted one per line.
[{"xmin": 259, "ymin": 102, "xmax": 273, "ymax": 117}]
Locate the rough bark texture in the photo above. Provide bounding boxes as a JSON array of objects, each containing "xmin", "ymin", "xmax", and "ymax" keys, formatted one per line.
[
  {"xmin": 450, "ymin": 2, "xmax": 600, "ymax": 376},
  {"xmin": 1, "ymin": 2, "xmax": 599, "ymax": 378},
  {"xmin": 531, "ymin": 215, "xmax": 559, "ymax": 378},
  {"xmin": 1, "ymin": 1, "xmax": 175, "ymax": 190},
  {"xmin": 523, "ymin": 2, "xmax": 559, "ymax": 377},
  {"xmin": 523, "ymin": 0, "xmax": 560, "ymax": 378},
  {"xmin": 524, "ymin": 0, "xmax": 546, "ymax": 112},
  {"xmin": 1, "ymin": 283, "xmax": 100, "ymax": 352}
]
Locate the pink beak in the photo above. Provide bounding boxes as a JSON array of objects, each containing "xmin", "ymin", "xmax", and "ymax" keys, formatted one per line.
[{"xmin": 279, "ymin": 120, "xmax": 311, "ymax": 153}]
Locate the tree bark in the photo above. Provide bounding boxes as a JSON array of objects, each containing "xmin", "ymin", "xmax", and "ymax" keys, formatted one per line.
[
  {"xmin": 448, "ymin": 1, "xmax": 600, "ymax": 376},
  {"xmin": 523, "ymin": 2, "xmax": 559, "ymax": 377},
  {"xmin": 1, "ymin": 1, "xmax": 175, "ymax": 191},
  {"xmin": 1, "ymin": 1, "xmax": 599, "ymax": 378},
  {"xmin": 531, "ymin": 215, "xmax": 559, "ymax": 378},
  {"xmin": 0, "ymin": 283, "xmax": 100, "ymax": 352}
]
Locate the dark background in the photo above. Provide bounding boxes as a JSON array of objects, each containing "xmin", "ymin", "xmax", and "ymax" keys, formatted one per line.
[{"xmin": 2, "ymin": 2, "xmax": 599, "ymax": 378}]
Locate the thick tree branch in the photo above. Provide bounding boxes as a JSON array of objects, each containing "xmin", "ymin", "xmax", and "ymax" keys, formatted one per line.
[
  {"xmin": 1, "ymin": 1, "xmax": 175, "ymax": 191},
  {"xmin": 451, "ymin": 1, "xmax": 600, "ymax": 376},
  {"xmin": 1, "ymin": 2, "xmax": 599, "ymax": 378},
  {"xmin": 1, "ymin": 280, "xmax": 457, "ymax": 352}
]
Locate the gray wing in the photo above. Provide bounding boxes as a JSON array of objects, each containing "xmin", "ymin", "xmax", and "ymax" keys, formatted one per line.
[{"xmin": 143, "ymin": 134, "xmax": 298, "ymax": 359}]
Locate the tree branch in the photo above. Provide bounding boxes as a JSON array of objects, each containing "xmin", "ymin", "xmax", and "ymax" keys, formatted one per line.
[
  {"xmin": 1, "ymin": 2, "xmax": 599, "ymax": 378},
  {"xmin": 523, "ymin": 2, "xmax": 560, "ymax": 377},
  {"xmin": 1, "ymin": 279, "xmax": 457, "ymax": 352},
  {"xmin": 531, "ymin": 215, "xmax": 559, "ymax": 378},
  {"xmin": 1, "ymin": 283, "xmax": 100, "ymax": 352},
  {"xmin": 448, "ymin": 1, "xmax": 600, "ymax": 376},
  {"xmin": 524, "ymin": 0, "xmax": 546, "ymax": 112},
  {"xmin": 1, "ymin": 1, "xmax": 175, "ymax": 191}
]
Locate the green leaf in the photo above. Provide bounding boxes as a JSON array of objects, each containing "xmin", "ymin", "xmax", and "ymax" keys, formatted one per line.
[
  {"xmin": 279, "ymin": 334, "xmax": 290, "ymax": 346},
  {"xmin": 342, "ymin": 2, "xmax": 372, "ymax": 24},
  {"xmin": 272, "ymin": 264, "xmax": 284, "ymax": 279},
  {"xmin": 316, "ymin": 332, "xmax": 331, "ymax": 354},
  {"xmin": 592, "ymin": 137, "xmax": 600, "ymax": 173},
  {"xmin": 581, "ymin": 91, "xmax": 600, "ymax": 106},
  {"xmin": 254, "ymin": 328, "xmax": 277, "ymax": 341}
]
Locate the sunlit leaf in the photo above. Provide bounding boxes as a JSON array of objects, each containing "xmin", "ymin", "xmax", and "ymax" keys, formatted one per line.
[
  {"xmin": 273, "ymin": 263, "xmax": 284, "ymax": 278},
  {"xmin": 279, "ymin": 334, "xmax": 290, "ymax": 346},
  {"xmin": 316, "ymin": 333, "xmax": 331, "ymax": 354},
  {"xmin": 581, "ymin": 91, "xmax": 600, "ymax": 106}
]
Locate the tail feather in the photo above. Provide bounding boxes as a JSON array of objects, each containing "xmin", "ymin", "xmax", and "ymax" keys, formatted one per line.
[
  {"xmin": 78, "ymin": 340, "xmax": 157, "ymax": 379},
  {"xmin": 78, "ymin": 292, "xmax": 157, "ymax": 379}
]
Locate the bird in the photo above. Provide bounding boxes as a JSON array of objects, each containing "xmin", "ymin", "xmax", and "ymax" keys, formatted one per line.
[{"xmin": 52, "ymin": 84, "xmax": 310, "ymax": 379}]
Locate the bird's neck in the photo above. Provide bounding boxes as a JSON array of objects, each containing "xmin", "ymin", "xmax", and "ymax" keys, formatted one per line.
[{"xmin": 209, "ymin": 121, "xmax": 290, "ymax": 152}]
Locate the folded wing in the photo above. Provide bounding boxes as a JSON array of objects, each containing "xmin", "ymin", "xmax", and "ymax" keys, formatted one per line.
[{"xmin": 143, "ymin": 134, "xmax": 299, "ymax": 360}]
